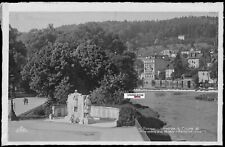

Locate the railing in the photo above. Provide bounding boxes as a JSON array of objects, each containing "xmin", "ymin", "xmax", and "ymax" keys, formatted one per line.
[
  {"xmin": 90, "ymin": 106, "xmax": 119, "ymax": 119},
  {"xmin": 154, "ymin": 80, "xmax": 194, "ymax": 89},
  {"xmin": 52, "ymin": 105, "xmax": 119, "ymax": 120}
]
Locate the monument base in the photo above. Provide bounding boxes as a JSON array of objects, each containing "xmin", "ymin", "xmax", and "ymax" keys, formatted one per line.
[{"xmin": 84, "ymin": 117, "xmax": 96, "ymax": 124}]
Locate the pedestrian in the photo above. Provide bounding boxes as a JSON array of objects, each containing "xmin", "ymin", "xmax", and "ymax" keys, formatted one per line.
[
  {"xmin": 26, "ymin": 98, "xmax": 29, "ymax": 105},
  {"xmin": 23, "ymin": 98, "xmax": 26, "ymax": 105}
]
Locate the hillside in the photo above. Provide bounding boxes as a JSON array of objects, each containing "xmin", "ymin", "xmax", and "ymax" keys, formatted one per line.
[{"xmin": 17, "ymin": 16, "xmax": 218, "ymax": 56}]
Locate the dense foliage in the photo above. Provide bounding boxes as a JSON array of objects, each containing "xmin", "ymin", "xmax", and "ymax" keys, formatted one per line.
[
  {"xmin": 9, "ymin": 25, "xmax": 27, "ymax": 90},
  {"xmin": 172, "ymin": 51, "xmax": 187, "ymax": 79},
  {"xmin": 55, "ymin": 16, "xmax": 218, "ymax": 50},
  {"xmin": 11, "ymin": 16, "xmax": 218, "ymax": 104},
  {"xmin": 117, "ymin": 105, "xmax": 136, "ymax": 127},
  {"xmin": 19, "ymin": 23, "xmax": 138, "ymax": 104}
]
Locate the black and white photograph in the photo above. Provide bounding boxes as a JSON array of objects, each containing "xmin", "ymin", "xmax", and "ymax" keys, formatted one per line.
[{"xmin": 1, "ymin": 2, "xmax": 223, "ymax": 145}]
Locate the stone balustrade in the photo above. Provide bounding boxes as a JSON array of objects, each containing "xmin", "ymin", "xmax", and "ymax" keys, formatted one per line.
[
  {"xmin": 90, "ymin": 106, "xmax": 119, "ymax": 120},
  {"xmin": 52, "ymin": 105, "xmax": 119, "ymax": 120}
]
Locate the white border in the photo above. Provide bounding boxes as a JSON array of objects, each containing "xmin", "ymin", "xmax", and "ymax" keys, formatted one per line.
[
  {"xmin": 2, "ymin": 2, "xmax": 223, "ymax": 146},
  {"xmin": 7, "ymin": 2, "xmax": 223, "ymax": 12},
  {"xmin": 2, "ymin": 3, "xmax": 9, "ymax": 146}
]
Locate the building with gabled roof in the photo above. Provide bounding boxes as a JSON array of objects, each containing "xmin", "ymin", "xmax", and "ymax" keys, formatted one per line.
[{"xmin": 188, "ymin": 57, "xmax": 200, "ymax": 69}]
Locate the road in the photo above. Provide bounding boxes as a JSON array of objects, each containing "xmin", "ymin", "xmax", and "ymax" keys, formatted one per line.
[{"xmin": 8, "ymin": 97, "xmax": 144, "ymax": 142}]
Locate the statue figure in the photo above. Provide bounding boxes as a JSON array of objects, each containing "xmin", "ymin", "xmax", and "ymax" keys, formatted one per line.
[
  {"xmin": 84, "ymin": 95, "xmax": 91, "ymax": 124},
  {"xmin": 66, "ymin": 90, "xmax": 80, "ymax": 123}
]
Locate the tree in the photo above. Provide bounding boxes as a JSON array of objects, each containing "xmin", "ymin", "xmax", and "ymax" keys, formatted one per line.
[
  {"xmin": 158, "ymin": 71, "xmax": 166, "ymax": 80},
  {"xmin": 75, "ymin": 42, "xmax": 116, "ymax": 94},
  {"xmin": 110, "ymin": 51, "xmax": 138, "ymax": 91},
  {"xmin": 9, "ymin": 25, "xmax": 27, "ymax": 89},
  {"xmin": 54, "ymin": 77, "xmax": 73, "ymax": 104},
  {"xmin": 134, "ymin": 59, "xmax": 144, "ymax": 76},
  {"xmin": 21, "ymin": 23, "xmax": 139, "ymax": 105},
  {"xmin": 21, "ymin": 42, "xmax": 80, "ymax": 103},
  {"xmin": 173, "ymin": 51, "xmax": 186, "ymax": 79},
  {"xmin": 21, "ymin": 24, "xmax": 57, "ymax": 57},
  {"xmin": 209, "ymin": 61, "xmax": 218, "ymax": 80},
  {"xmin": 192, "ymin": 74, "xmax": 199, "ymax": 88},
  {"xmin": 90, "ymin": 73, "xmax": 130, "ymax": 105}
]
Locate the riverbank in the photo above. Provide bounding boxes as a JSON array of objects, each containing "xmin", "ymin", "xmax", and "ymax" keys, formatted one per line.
[{"xmin": 134, "ymin": 89, "xmax": 218, "ymax": 93}]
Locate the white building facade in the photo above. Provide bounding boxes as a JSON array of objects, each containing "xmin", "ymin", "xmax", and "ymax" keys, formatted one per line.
[
  {"xmin": 188, "ymin": 58, "xmax": 200, "ymax": 69},
  {"xmin": 165, "ymin": 69, "xmax": 174, "ymax": 79},
  {"xmin": 143, "ymin": 56, "xmax": 155, "ymax": 87},
  {"xmin": 198, "ymin": 70, "xmax": 210, "ymax": 83}
]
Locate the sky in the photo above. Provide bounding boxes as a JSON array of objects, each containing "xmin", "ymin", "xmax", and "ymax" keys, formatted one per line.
[{"xmin": 9, "ymin": 12, "xmax": 218, "ymax": 32}]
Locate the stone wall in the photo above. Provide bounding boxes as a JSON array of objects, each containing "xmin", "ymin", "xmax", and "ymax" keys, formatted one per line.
[{"xmin": 52, "ymin": 104, "xmax": 67, "ymax": 117}]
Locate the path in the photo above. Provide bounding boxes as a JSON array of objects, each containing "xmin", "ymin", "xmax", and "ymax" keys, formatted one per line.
[
  {"xmin": 8, "ymin": 97, "xmax": 47, "ymax": 116},
  {"xmin": 8, "ymin": 120, "xmax": 143, "ymax": 141}
]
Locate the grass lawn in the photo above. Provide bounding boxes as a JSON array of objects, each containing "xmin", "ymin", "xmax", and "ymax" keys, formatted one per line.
[{"xmin": 131, "ymin": 91, "xmax": 218, "ymax": 141}]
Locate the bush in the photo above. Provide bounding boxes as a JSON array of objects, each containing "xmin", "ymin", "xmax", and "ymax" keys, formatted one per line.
[
  {"xmin": 154, "ymin": 92, "xmax": 166, "ymax": 97},
  {"xmin": 33, "ymin": 107, "xmax": 45, "ymax": 116},
  {"xmin": 32, "ymin": 103, "xmax": 51, "ymax": 116},
  {"xmin": 31, "ymin": 105, "xmax": 46, "ymax": 116},
  {"xmin": 137, "ymin": 116, "xmax": 166, "ymax": 130},
  {"xmin": 195, "ymin": 93, "xmax": 217, "ymax": 101},
  {"xmin": 173, "ymin": 92, "xmax": 186, "ymax": 95},
  {"xmin": 89, "ymin": 87, "xmax": 108, "ymax": 105},
  {"xmin": 117, "ymin": 106, "xmax": 136, "ymax": 127}
]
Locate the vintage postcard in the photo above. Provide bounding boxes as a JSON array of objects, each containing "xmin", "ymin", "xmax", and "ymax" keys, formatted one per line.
[{"xmin": 1, "ymin": 2, "xmax": 223, "ymax": 145}]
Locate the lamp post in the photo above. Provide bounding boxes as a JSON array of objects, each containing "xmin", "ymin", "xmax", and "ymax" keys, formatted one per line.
[{"xmin": 9, "ymin": 74, "xmax": 18, "ymax": 121}]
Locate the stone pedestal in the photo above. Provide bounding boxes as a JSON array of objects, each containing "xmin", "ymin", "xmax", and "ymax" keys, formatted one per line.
[
  {"xmin": 77, "ymin": 95, "xmax": 84, "ymax": 124},
  {"xmin": 66, "ymin": 91, "xmax": 80, "ymax": 123},
  {"xmin": 65, "ymin": 91, "xmax": 93, "ymax": 125}
]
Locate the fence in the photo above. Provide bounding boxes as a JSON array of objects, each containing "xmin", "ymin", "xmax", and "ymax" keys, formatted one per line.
[{"xmin": 154, "ymin": 79, "xmax": 194, "ymax": 89}]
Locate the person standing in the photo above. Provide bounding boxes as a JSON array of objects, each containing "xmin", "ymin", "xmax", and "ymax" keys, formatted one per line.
[
  {"xmin": 23, "ymin": 98, "xmax": 26, "ymax": 105},
  {"xmin": 26, "ymin": 98, "xmax": 29, "ymax": 105}
]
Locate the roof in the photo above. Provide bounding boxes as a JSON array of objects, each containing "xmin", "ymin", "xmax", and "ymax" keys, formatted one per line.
[
  {"xmin": 188, "ymin": 57, "xmax": 200, "ymax": 60},
  {"xmin": 198, "ymin": 70, "xmax": 209, "ymax": 72},
  {"xmin": 155, "ymin": 58, "xmax": 172, "ymax": 72},
  {"xmin": 182, "ymin": 73, "xmax": 192, "ymax": 78}
]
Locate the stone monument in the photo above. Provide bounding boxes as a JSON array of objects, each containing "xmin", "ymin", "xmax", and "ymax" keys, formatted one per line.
[
  {"xmin": 77, "ymin": 95, "xmax": 84, "ymax": 124},
  {"xmin": 65, "ymin": 90, "xmax": 80, "ymax": 123},
  {"xmin": 65, "ymin": 90, "xmax": 92, "ymax": 124},
  {"xmin": 83, "ymin": 95, "xmax": 92, "ymax": 124}
]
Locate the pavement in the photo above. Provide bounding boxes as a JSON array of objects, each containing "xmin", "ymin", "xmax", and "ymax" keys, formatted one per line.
[
  {"xmin": 8, "ymin": 119, "xmax": 143, "ymax": 141},
  {"xmin": 8, "ymin": 97, "xmax": 47, "ymax": 116},
  {"xmin": 45, "ymin": 117, "xmax": 118, "ymax": 128},
  {"xmin": 8, "ymin": 97, "xmax": 143, "ymax": 142}
]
